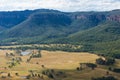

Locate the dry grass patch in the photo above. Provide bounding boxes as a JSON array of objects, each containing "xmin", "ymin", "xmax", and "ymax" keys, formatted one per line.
[
  {"xmin": 30, "ymin": 50, "xmax": 99, "ymax": 69},
  {"xmin": 0, "ymin": 50, "xmax": 109, "ymax": 80}
]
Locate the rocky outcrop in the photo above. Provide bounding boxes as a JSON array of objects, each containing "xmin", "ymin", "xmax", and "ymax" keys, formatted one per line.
[
  {"xmin": 107, "ymin": 15, "xmax": 120, "ymax": 22},
  {"xmin": 73, "ymin": 12, "xmax": 120, "ymax": 23}
]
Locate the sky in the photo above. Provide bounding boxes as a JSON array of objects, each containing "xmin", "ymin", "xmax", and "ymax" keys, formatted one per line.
[{"xmin": 0, "ymin": 0, "xmax": 120, "ymax": 12}]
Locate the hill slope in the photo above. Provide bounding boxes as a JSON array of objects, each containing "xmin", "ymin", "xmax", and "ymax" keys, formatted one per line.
[
  {"xmin": 4, "ymin": 12, "xmax": 72, "ymax": 38},
  {"xmin": 0, "ymin": 10, "xmax": 108, "ymax": 44},
  {"xmin": 69, "ymin": 21, "xmax": 120, "ymax": 43},
  {"xmin": 0, "ymin": 9, "xmax": 120, "ymax": 55},
  {"xmin": 67, "ymin": 21, "xmax": 120, "ymax": 57}
]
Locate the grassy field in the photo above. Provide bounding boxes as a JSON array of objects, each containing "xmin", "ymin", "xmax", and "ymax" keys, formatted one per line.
[
  {"xmin": 30, "ymin": 50, "xmax": 99, "ymax": 69},
  {"xmin": 0, "ymin": 50, "xmax": 120, "ymax": 80}
]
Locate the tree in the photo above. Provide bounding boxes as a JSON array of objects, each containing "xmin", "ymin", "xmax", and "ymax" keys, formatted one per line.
[
  {"xmin": 6, "ymin": 53, "xmax": 9, "ymax": 57},
  {"xmin": 108, "ymin": 67, "xmax": 112, "ymax": 71},
  {"xmin": 41, "ymin": 65, "xmax": 45, "ymax": 68},
  {"xmin": 96, "ymin": 58, "xmax": 105, "ymax": 65},
  {"xmin": 91, "ymin": 76, "xmax": 117, "ymax": 80},
  {"xmin": 96, "ymin": 58, "xmax": 115, "ymax": 65},
  {"xmin": 86, "ymin": 63, "xmax": 97, "ymax": 70},
  {"xmin": 8, "ymin": 73, "xmax": 11, "ymax": 77},
  {"xmin": 10, "ymin": 53, "xmax": 15, "ymax": 56},
  {"xmin": 15, "ymin": 73, "xmax": 19, "ymax": 76},
  {"xmin": 15, "ymin": 50, "xmax": 22, "ymax": 56},
  {"xmin": 26, "ymin": 75, "xmax": 31, "ymax": 79},
  {"xmin": 48, "ymin": 73, "xmax": 54, "ymax": 79},
  {"xmin": 38, "ymin": 74, "xmax": 41, "ymax": 77},
  {"xmin": 76, "ymin": 67, "xmax": 80, "ymax": 71},
  {"xmin": 113, "ymin": 68, "xmax": 120, "ymax": 73},
  {"xmin": 105, "ymin": 58, "xmax": 115, "ymax": 65}
]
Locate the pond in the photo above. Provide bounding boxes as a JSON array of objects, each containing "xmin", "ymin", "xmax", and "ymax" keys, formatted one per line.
[
  {"xmin": 21, "ymin": 51, "xmax": 31, "ymax": 56},
  {"xmin": 20, "ymin": 76, "xmax": 27, "ymax": 79}
]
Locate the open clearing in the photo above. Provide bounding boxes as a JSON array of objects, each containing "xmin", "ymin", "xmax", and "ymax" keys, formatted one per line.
[
  {"xmin": 30, "ymin": 50, "xmax": 99, "ymax": 69},
  {"xmin": 0, "ymin": 50, "xmax": 99, "ymax": 70},
  {"xmin": 0, "ymin": 50, "xmax": 120, "ymax": 80}
]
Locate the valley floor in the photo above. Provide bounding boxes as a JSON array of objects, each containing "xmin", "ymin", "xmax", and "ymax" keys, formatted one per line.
[{"xmin": 0, "ymin": 50, "xmax": 119, "ymax": 80}]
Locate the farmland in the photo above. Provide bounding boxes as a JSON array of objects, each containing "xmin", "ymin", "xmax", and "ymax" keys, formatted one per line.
[{"xmin": 0, "ymin": 49, "xmax": 120, "ymax": 80}]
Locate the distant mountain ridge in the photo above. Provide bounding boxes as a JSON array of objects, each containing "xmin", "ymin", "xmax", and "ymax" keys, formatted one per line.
[
  {"xmin": 0, "ymin": 9, "xmax": 61, "ymax": 30},
  {"xmin": 0, "ymin": 9, "xmax": 120, "ymax": 45}
]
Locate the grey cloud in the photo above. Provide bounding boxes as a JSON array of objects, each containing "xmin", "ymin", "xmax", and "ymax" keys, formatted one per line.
[{"xmin": 0, "ymin": 0, "xmax": 120, "ymax": 12}]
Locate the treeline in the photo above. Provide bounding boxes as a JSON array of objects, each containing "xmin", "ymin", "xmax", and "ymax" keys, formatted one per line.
[
  {"xmin": 91, "ymin": 76, "xmax": 117, "ymax": 80},
  {"xmin": 1, "ymin": 41, "xmax": 120, "ymax": 59},
  {"xmin": 96, "ymin": 57, "xmax": 115, "ymax": 65},
  {"xmin": 0, "ymin": 44, "xmax": 82, "ymax": 52},
  {"xmin": 80, "ymin": 43, "xmax": 120, "ymax": 59}
]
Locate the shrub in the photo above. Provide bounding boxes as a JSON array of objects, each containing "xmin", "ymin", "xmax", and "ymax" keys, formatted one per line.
[
  {"xmin": 91, "ymin": 76, "xmax": 117, "ymax": 80},
  {"xmin": 113, "ymin": 68, "xmax": 120, "ymax": 73},
  {"xmin": 96, "ymin": 58, "xmax": 115, "ymax": 65},
  {"xmin": 86, "ymin": 63, "xmax": 97, "ymax": 70}
]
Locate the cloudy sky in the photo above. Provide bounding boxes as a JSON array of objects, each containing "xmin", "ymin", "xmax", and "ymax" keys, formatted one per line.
[{"xmin": 0, "ymin": 0, "xmax": 120, "ymax": 12}]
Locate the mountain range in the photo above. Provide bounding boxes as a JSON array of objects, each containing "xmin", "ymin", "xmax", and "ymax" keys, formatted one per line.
[{"xmin": 0, "ymin": 9, "xmax": 120, "ymax": 56}]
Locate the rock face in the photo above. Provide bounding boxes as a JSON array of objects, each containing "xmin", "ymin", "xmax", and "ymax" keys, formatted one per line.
[
  {"xmin": 71, "ymin": 10, "xmax": 120, "ymax": 23},
  {"xmin": 76, "ymin": 15, "xmax": 87, "ymax": 19},
  {"xmin": 76, "ymin": 14, "xmax": 106, "ymax": 21},
  {"xmin": 107, "ymin": 15, "xmax": 120, "ymax": 22},
  {"xmin": 75, "ymin": 14, "xmax": 120, "ymax": 23}
]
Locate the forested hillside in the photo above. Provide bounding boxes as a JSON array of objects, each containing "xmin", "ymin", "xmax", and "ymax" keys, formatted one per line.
[{"xmin": 0, "ymin": 9, "xmax": 120, "ymax": 57}]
